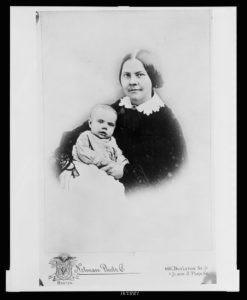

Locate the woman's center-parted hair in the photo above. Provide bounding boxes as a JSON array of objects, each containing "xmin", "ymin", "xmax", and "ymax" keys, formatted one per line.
[
  {"xmin": 89, "ymin": 104, "xmax": 118, "ymax": 121},
  {"xmin": 119, "ymin": 50, "xmax": 164, "ymax": 89}
]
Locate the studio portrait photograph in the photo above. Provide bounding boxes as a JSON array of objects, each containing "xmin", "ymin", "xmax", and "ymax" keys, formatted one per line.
[
  {"xmin": 9, "ymin": 6, "xmax": 238, "ymax": 291},
  {"xmin": 40, "ymin": 8, "xmax": 212, "ymax": 253}
]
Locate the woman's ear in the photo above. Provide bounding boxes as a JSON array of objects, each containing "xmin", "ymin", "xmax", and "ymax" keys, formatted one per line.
[{"xmin": 88, "ymin": 119, "xmax": 92, "ymax": 128}]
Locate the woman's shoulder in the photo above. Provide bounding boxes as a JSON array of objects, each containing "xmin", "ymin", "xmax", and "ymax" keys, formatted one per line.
[
  {"xmin": 146, "ymin": 104, "xmax": 173, "ymax": 122},
  {"xmin": 155, "ymin": 104, "xmax": 178, "ymax": 121},
  {"xmin": 147, "ymin": 105, "xmax": 183, "ymax": 134}
]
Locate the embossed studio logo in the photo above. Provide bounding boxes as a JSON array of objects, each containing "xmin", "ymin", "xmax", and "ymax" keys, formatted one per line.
[
  {"xmin": 49, "ymin": 253, "xmax": 78, "ymax": 282},
  {"xmin": 48, "ymin": 254, "xmax": 132, "ymax": 283}
]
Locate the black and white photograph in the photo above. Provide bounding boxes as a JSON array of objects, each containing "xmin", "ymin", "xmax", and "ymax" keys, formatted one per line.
[{"xmin": 9, "ymin": 6, "xmax": 238, "ymax": 291}]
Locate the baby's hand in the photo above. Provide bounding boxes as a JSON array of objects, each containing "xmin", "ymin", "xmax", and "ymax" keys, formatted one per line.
[
  {"xmin": 99, "ymin": 158, "xmax": 111, "ymax": 167},
  {"xmin": 101, "ymin": 162, "xmax": 124, "ymax": 180},
  {"xmin": 93, "ymin": 155, "xmax": 109, "ymax": 167}
]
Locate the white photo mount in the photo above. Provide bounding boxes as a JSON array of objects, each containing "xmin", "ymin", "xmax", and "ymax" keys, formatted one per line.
[{"xmin": 8, "ymin": 6, "xmax": 238, "ymax": 292}]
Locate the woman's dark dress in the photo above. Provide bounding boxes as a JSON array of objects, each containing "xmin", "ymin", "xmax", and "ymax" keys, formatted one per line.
[{"xmin": 54, "ymin": 99, "xmax": 186, "ymax": 193}]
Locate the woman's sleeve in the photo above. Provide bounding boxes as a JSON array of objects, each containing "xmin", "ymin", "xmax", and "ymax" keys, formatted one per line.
[
  {"xmin": 112, "ymin": 138, "xmax": 129, "ymax": 166},
  {"xmin": 120, "ymin": 164, "xmax": 150, "ymax": 191},
  {"xmin": 149, "ymin": 108, "xmax": 187, "ymax": 181}
]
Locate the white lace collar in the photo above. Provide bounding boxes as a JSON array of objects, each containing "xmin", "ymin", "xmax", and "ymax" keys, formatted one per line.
[{"xmin": 119, "ymin": 93, "xmax": 165, "ymax": 116}]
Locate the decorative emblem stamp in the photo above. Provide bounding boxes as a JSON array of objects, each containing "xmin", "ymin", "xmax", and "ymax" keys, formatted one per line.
[
  {"xmin": 48, "ymin": 253, "xmax": 78, "ymax": 282},
  {"xmin": 48, "ymin": 253, "xmax": 130, "ymax": 284}
]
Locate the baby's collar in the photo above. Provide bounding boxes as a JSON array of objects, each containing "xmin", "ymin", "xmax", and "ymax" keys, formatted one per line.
[{"xmin": 119, "ymin": 93, "xmax": 165, "ymax": 116}]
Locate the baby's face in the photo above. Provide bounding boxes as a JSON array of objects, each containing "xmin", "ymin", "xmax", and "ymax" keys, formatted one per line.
[{"xmin": 89, "ymin": 108, "xmax": 117, "ymax": 139}]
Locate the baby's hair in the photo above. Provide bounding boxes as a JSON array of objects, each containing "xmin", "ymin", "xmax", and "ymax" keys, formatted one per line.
[{"xmin": 90, "ymin": 104, "xmax": 117, "ymax": 119}]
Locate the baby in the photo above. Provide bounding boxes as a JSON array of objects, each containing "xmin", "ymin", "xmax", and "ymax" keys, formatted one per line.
[{"xmin": 72, "ymin": 104, "xmax": 129, "ymax": 180}]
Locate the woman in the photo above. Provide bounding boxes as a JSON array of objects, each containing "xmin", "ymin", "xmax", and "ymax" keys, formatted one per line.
[{"xmin": 55, "ymin": 50, "xmax": 186, "ymax": 194}]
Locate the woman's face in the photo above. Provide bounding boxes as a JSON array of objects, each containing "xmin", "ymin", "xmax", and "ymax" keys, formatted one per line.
[{"xmin": 120, "ymin": 58, "xmax": 152, "ymax": 105}]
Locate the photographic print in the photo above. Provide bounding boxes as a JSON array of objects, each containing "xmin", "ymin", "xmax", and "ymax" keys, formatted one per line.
[{"xmin": 9, "ymin": 6, "xmax": 238, "ymax": 291}]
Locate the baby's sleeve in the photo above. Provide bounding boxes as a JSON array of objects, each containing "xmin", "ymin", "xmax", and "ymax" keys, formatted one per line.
[{"xmin": 74, "ymin": 132, "xmax": 97, "ymax": 164}]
